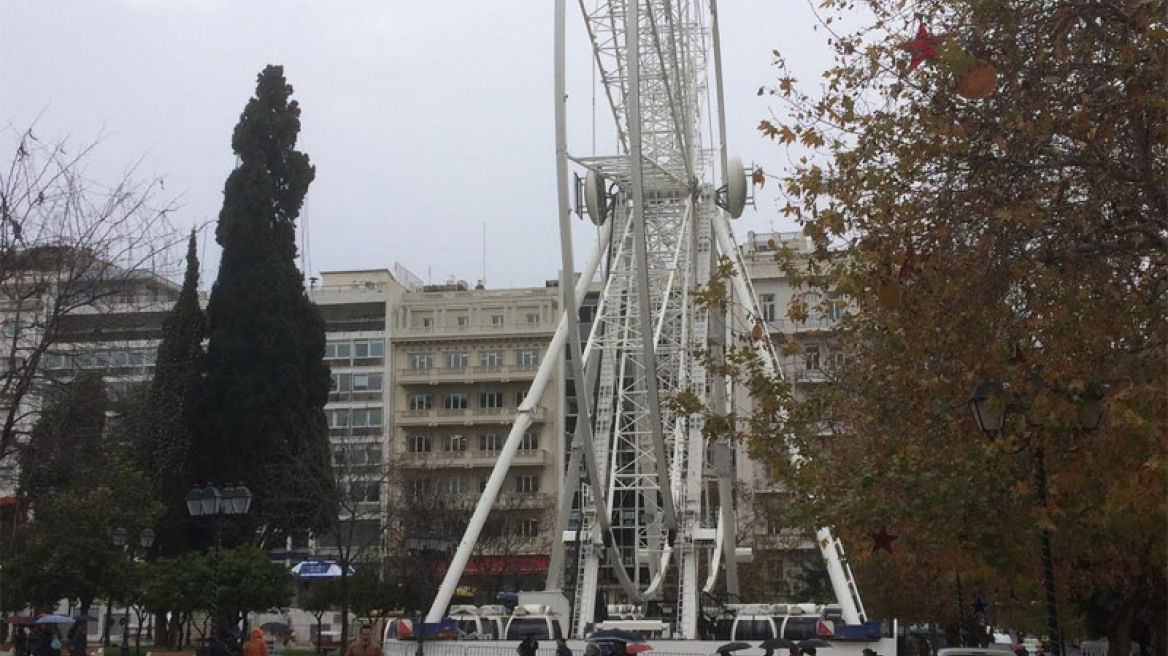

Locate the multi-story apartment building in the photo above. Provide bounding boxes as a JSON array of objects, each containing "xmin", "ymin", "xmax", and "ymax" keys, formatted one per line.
[
  {"xmin": 3, "ymin": 268, "xmax": 183, "ymax": 494},
  {"xmin": 390, "ymin": 280, "xmax": 564, "ymax": 597},
  {"xmin": 738, "ymin": 230, "xmax": 845, "ymax": 600},
  {"xmin": 305, "ymin": 269, "xmax": 410, "ymax": 563}
]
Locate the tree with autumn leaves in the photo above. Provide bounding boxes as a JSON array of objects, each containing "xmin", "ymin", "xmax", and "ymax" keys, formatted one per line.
[{"xmin": 707, "ymin": 0, "xmax": 1164, "ymax": 653}]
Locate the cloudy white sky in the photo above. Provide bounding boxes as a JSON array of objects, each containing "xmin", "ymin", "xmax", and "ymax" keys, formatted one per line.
[{"xmin": 1, "ymin": 0, "xmax": 831, "ymax": 289}]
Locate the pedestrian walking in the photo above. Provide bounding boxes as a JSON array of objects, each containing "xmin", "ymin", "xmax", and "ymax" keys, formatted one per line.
[
  {"xmin": 556, "ymin": 638, "xmax": 572, "ymax": 656},
  {"xmin": 67, "ymin": 621, "xmax": 87, "ymax": 656},
  {"xmin": 243, "ymin": 629, "xmax": 269, "ymax": 656},
  {"xmin": 517, "ymin": 635, "xmax": 538, "ymax": 656},
  {"xmin": 13, "ymin": 626, "xmax": 28, "ymax": 656},
  {"xmin": 344, "ymin": 626, "xmax": 383, "ymax": 656}
]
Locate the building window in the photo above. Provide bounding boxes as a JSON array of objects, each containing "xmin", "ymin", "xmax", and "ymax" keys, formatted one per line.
[
  {"xmin": 457, "ymin": 316, "xmax": 470, "ymax": 327},
  {"xmin": 447, "ymin": 352, "xmax": 469, "ymax": 369},
  {"xmin": 330, "ymin": 373, "xmax": 352, "ymax": 393},
  {"xmin": 480, "ymin": 433, "xmax": 502, "ymax": 452},
  {"xmin": 804, "ymin": 344, "xmax": 821, "ymax": 371},
  {"xmin": 516, "ymin": 390, "xmax": 528, "ymax": 406},
  {"xmin": 825, "ymin": 292, "xmax": 846, "ymax": 322},
  {"xmin": 352, "ymin": 372, "xmax": 382, "ymax": 392},
  {"xmin": 351, "ymin": 408, "xmax": 382, "ymax": 427},
  {"xmin": 411, "ymin": 478, "xmax": 432, "ymax": 499},
  {"xmin": 353, "ymin": 339, "xmax": 384, "ymax": 358},
  {"xmin": 326, "ymin": 409, "xmax": 350, "ymax": 428},
  {"xmin": 408, "ymin": 393, "xmax": 432, "ymax": 410},
  {"xmin": 517, "ymin": 518, "xmax": 539, "ymax": 537},
  {"xmin": 479, "ymin": 391, "xmax": 504, "ymax": 409},
  {"xmin": 480, "ymin": 350, "xmax": 502, "ymax": 367},
  {"xmin": 519, "ymin": 432, "xmax": 539, "ymax": 451},
  {"xmin": 325, "ymin": 341, "xmax": 352, "ymax": 360},
  {"xmin": 759, "ymin": 293, "xmax": 776, "ymax": 322},
  {"xmin": 526, "ymin": 313, "xmax": 539, "ymax": 324},
  {"xmin": 444, "ymin": 476, "xmax": 468, "ymax": 495},
  {"xmin": 411, "ymin": 353, "xmax": 433, "ymax": 370},
  {"xmin": 516, "ymin": 349, "xmax": 539, "ymax": 366},
  {"xmin": 491, "ymin": 314, "xmax": 504, "ymax": 326},
  {"xmin": 422, "ymin": 317, "xmax": 433, "ymax": 329},
  {"xmin": 515, "ymin": 475, "xmax": 540, "ymax": 493},
  {"xmin": 407, "ymin": 435, "xmax": 431, "ymax": 453},
  {"xmin": 349, "ymin": 482, "xmax": 380, "ymax": 503},
  {"xmin": 443, "ymin": 393, "xmax": 468, "ymax": 410},
  {"xmin": 444, "ymin": 434, "xmax": 467, "ymax": 452}
]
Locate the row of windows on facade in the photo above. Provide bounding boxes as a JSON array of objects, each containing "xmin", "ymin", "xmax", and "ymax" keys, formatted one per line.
[
  {"xmin": 411, "ymin": 473, "xmax": 543, "ymax": 497},
  {"xmin": 43, "ymin": 348, "xmax": 158, "ymax": 370},
  {"xmin": 408, "ymin": 349, "xmax": 540, "ymax": 370},
  {"xmin": 407, "ymin": 390, "xmax": 528, "ymax": 410},
  {"xmin": 405, "ymin": 431, "xmax": 540, "ymax": 453},
  {"xmin": 326, "ymin": 407, "xmax": 383, "ymax": 428},
  {"xmin": 329, "ymin": 372, "xmax": 383, "ymax": 394},
  {"xmin": 756, "ymin": 292, "xmax": 845, "ymax": 323},
  {"xmin": 414, "ymin": 312, "xmax": 544, "ymax": 329},
  {"xmin": 324, "ymin": 339, "xmax": 384, "ymax": 360}
]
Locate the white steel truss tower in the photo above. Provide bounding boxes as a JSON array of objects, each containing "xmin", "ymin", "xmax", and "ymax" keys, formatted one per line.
[{"xmin": 425, "ymin": 0, "xmax": 867, "ymax": 640}]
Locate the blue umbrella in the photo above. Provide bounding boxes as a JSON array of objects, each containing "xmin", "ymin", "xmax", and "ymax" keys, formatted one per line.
[{"xmin": 35, "ymin": 615, "xmax": 74, "ymax": 625}]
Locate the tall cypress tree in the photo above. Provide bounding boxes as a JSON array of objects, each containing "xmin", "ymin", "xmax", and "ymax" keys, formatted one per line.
[
  {"xmin": 197, "ymin": 65, "xmax": 333, "ymax": 545},
  {"xmin": 146, "ymin": 229, "xmax": 205, "ymax": 555}
]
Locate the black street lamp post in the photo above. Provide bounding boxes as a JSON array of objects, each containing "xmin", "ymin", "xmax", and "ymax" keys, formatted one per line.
[
  {"xmin": 405, "ymin": 532, "xmax": 451, "ymax": 656},
  {"xmin": 185, "ymin": 484, "xmax": 252, "ymax": 647},
  {"xmin": 969, "ymin": 379, "xmax": 1103, "ymax": 656},
  {"xmin": 112, "ymin": 527, "xmax": 155, "ymax": 656}
]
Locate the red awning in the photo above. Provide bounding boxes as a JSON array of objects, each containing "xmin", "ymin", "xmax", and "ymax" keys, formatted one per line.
[{"xmin": 462, "ymin": 555, "xmax": 549, "ymax": 575}]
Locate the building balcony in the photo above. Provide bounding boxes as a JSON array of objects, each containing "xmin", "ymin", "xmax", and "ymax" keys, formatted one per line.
[
  {"xmin": 395, "ymin": 322, "xmax": 555, "ymax": 340},
  {"xmin": 394, "ymin": 447, "xmax": 549, "ymax": 469},
  {"xmin": 395, "ymin": 405, "xmax": 548, "ymax": 426},
  {"xmin": 397, "ymin": 364, "xmax": 540, "ymax": 383},
  {"xmin": 328, "ymin": 390, "xmax": 385, "ymax": 404},
  {"xmin": 765, "ymin": 317, "xmax": 840, "ymax": 334},
  {"xmin": 323, "ymin": 356, "xmax": 384, "ymax": 368}
]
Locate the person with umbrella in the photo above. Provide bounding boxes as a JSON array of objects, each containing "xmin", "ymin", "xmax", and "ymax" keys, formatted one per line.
[
  {"xmin": 517, "ymin": 634, "xmax": 538, "ymax": 656},
  {"xmin": 66, "ymin": 620, "xmax": 86, "ymax": 656},
  {"xmin": 13, "ymin": 626, "xmax": 28, "ymax": 656}
]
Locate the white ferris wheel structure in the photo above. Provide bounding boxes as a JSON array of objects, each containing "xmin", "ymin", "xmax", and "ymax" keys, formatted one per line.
[{"xmin": 425, "ymin": 0, "xmax": 866, "ymax": 639}]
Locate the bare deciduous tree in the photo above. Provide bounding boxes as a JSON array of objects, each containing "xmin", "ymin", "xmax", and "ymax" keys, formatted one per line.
[{"xmin": 0, "ymin": 124, "xmax": 180, "ymax": 466}]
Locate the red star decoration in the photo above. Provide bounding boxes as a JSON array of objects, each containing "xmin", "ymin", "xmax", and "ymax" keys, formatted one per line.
[
  {"xmin": 898, "ymin": 23, "xmax": 947, "ymax": 72},
  {"xmin": 870, "ymin": 527, "xmax": 898, "ymax": 553}
]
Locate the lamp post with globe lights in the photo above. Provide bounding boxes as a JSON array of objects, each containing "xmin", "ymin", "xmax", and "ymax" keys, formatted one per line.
[
  {"xmin": 969, "ymin": 378, "xmax": 1103, "ymax": 656},
  {"xmin": 185, "ymin": 484, "xmax": 252, "ymax": 646},
  {"xmin": 112, "ymin": 527, "xmax": 155, "ymax": 656}
]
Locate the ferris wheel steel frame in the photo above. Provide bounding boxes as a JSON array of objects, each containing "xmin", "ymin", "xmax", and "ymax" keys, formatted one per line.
[{"xmin": 425, "ymin": 0, "xmax": 866, "ymax": 639}]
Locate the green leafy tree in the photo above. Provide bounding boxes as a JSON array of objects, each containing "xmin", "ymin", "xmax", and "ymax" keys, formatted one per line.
[
  {"xmin": 141, "ymin": 552, "xmax": 214, "ymax": 648},
  {"xmin": 697, "ymin": 0, "xmax": 1163, "ymax": 651},
  {"xmin": 196, "ymin": 65, "xmax": 333, "ymax": 546},
  {"xmin": 12, "ymin": 374, "xmax": 160, "ymax": 614},
  {"xmin": 300, "ymin": 580, "xmax": 339, "ymax": 654},
  {"xmin": 146, "ymin": 229, "xmax": 206, "ymax": 557},
  {"xmin": 217, "ymin": 545, "xmax": 294, "ymax": 622}
]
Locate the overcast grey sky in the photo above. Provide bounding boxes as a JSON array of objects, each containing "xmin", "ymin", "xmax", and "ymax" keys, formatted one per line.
[{"xmin": 1, "ymin": 0, "xmax": 830, "ymax": 289}]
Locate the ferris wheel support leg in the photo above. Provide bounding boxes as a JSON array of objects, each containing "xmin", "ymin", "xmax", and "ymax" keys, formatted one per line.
[
  {"xmin": 625, "ymin": 0, "xmax": 678, "ymax": 533},
  {"xmin": 424, "ymin": 209, "xmax": 610, "ymax": 627}
]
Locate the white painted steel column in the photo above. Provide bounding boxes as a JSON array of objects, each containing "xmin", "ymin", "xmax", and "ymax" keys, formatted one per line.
[{"xmin": 424, "ymin": 224, "xmax": 612, "ymax": 626}]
